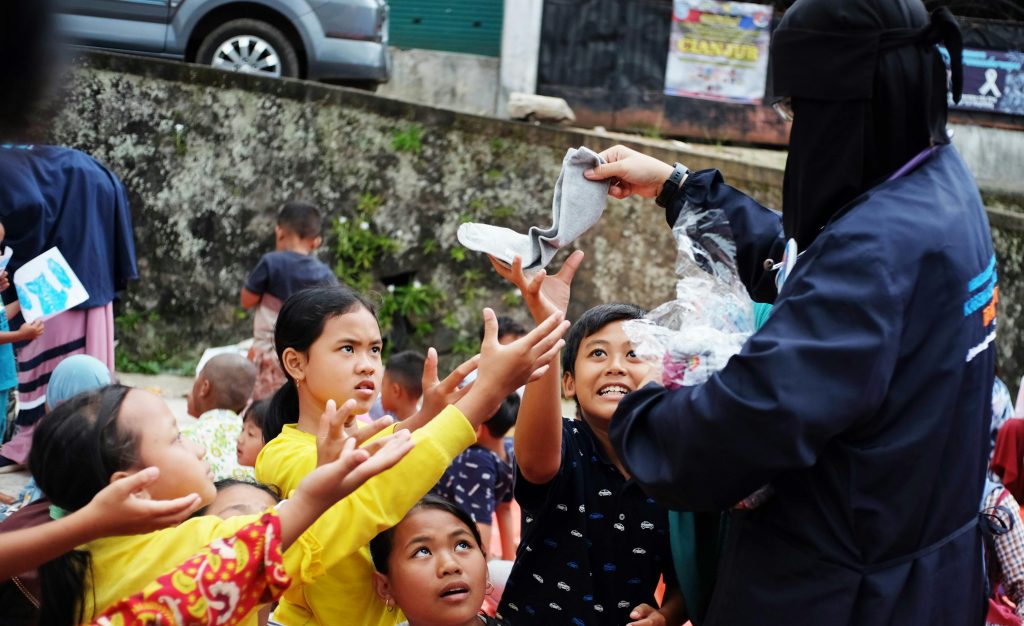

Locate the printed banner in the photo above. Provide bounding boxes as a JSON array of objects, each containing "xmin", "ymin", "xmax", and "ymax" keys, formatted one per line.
[
  {"xmin": 942, "ymin": 47, "xmax": 1024, "ymax": 116},
  {"xmin": 664, "ymin": 0, "xmax": 772, "ymax": 105},
  {"xmin": 13, "ymin": 247, "xmax": 89, "ymax": 322}
]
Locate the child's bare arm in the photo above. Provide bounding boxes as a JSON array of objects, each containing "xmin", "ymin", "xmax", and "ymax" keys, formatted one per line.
[
  {"xmin": 489, "ymin": 252, "xmax": 584, "ymax": 484},
  {"xmin": 0, "ymin": 319, "xmax": 43, "ymax": 346},
  {"xmin": 240, "ymin": 287, "xmax": 262, "ymax": 309},
  {"xmin": 4, "ymin": 299, "xmax": 18, "ymax": 320}
]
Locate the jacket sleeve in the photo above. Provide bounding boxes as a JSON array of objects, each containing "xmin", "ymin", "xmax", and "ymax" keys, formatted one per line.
[
  {"xmin": 610, "ymin": 230, "xmax": 902, "ymax": 511},
  {"xmin": 669, "ymin": 168, "xmax": 785, "ymax": 302}
]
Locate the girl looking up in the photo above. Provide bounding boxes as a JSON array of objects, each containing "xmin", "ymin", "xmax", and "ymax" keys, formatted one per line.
[
  {"xmin": 255, "ymin": 286, "xmax": 567, "ymax": 624},
  {"xmin": 370, "ymin": 495, "xmax": 506, "ymax": 626},
  {"xmin": 30, "ymin": 384, "xmax": 413, "ymax": 625}
]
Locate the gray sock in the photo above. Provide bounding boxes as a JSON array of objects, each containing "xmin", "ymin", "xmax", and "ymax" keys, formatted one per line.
[{"xmin": 457, "ymin": 146, "xmax": 609, "ymax": 270}]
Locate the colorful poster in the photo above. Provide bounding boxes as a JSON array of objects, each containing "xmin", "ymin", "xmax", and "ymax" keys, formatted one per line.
[
  {"xmin": 664, "ymin": 0, "xmax": 772, "ymax": 105},
  {"xmin": 13, "ymin": 247, "xmax": 89, "ymax": 322},
  {"xmin": 941, "ymin": 47, "xmax": 1024, "ymax": 116}
]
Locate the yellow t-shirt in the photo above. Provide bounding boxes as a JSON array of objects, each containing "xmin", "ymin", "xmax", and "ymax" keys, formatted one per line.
[
  {"xmin": 255, "ymin": 405, "xmax": 475, "ymax": 625},
  {"xmin": 82, "ymin": 510, "xmax": 312, "ymax": 623}
]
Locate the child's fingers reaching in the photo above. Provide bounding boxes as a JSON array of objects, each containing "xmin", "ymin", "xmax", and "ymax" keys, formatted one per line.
[
  {"xmin": 554, "ymin": 249, "xmax": 585, "ymax": 284},
  {"xmin": 626, "ymin": 603, "xmax": 666, "ymax": 626},
  {"xmin": 339, "ymin": 431, "xmax": 414, "ymax": 495},
  {"xmin": 421, "ymin": 347, "xmax": 439, "ymax": 388},
  {"xmin": 438, "ymin": 353, "xmax": 480, "ymax": 392},
  {"xmin": 349, "ymin": 416, "xmax": 394, "ymax": 447},
  {"xmin": 526, "ymin": 363, "xmax": 551, "ymax": 383},
  {"xmin": 525, "ymin": 317, "xmax": 570, "ymax": 361}
]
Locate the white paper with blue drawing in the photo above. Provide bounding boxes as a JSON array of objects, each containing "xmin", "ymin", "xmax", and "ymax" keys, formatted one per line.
[{"xmin": 14, "ymin": 247, "xmax": 89, "ymax": 322}]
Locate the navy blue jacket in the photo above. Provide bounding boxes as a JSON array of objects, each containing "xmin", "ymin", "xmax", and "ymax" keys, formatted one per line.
[{"xmin": 611, "ymin": 145, "xmax": 994, "ymax": 625}]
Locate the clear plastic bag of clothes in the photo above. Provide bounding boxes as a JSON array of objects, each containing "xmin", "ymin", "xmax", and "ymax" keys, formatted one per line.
[
  {"xmin": 624, "ymin": 198, "xmax": 753, "ymax": 388},
  {"xmin": 623, "ymin": 197, "xmax": 774, "ymax": 509}
]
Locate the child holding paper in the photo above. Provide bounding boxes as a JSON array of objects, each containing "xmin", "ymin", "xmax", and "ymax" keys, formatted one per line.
[{"xmin": 0, "ymin": 220, "xmax": 43, "ymax": 460}]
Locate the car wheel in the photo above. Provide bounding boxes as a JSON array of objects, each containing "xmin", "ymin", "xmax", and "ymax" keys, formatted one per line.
[{"xmin": 196, "ymin": 19, "xmax": 300, "ymax": 78}]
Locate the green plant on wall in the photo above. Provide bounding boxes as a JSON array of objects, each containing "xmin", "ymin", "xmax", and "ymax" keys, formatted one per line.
[
  {"xmin": 332, "ymin": 192, "xmax": 399, "ymax": 292},
  {"xmin": 392, "ymin": 124, "xmax": 424, "ymax": 154},
  {"xmin": 378, "ymin": 280, "xmax": 445, "ymax": 339}
]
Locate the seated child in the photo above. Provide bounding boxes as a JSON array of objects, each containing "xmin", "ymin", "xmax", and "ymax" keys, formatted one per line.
[
  {"xmin": 183, "ymin": 353, "xmax": 257, "ymax": 481},
  {"xmin": 370, "ymin": 495, "xmax": 507, "ymax": 626},
  {"xmin": 380, "ymin": 350, "xmax": 426, "ymax": 422},
  {"xmin": 432, "ymin": 393, "xmax": 519, "ymax": 557},
  {"xmin": 241, "ymin": 201, "xmax": 338, "ymax": 400},
  {"xmin": 490, "ymin": 252, "xmax": 686, "ymax": 626},
  {"xmin": 237, "ymin": 399, "xmax": 271, "ymax": 468}
]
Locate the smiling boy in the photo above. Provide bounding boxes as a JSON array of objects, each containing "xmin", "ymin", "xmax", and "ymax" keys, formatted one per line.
[{"xmin": 490, "ymin": 253, "xmax": 685, "ymax": 626}]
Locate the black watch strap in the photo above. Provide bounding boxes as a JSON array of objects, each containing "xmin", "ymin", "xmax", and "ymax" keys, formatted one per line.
[{"xmin": 655, "ymin": 163, "xmax": 689, "ymax": 208}]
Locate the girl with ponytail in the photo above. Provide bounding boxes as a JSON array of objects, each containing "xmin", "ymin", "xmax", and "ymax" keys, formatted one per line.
[{"xmin": 253, "ymin": 285, "xmax": 568, "ymax": 625}]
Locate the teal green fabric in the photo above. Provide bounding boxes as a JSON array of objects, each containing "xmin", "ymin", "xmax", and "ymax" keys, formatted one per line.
[
  {"xmin": 753, "ymin": 301, "xmax": 774, "ymax": 330},
  {"xmin": 667, "ymin": 301, "xmax": 771, "ymax": 623}
]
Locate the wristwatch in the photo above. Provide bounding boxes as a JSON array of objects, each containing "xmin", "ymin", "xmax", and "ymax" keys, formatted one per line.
[{"xmin": 655, "ymin": 163, "xmax": 689, "ymax": 208}]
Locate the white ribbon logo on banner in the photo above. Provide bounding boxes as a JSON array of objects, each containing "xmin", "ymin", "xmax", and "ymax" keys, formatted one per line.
[{"xmin": 979, "ymin": 68, "xmax": 1002, "ymax": 97}]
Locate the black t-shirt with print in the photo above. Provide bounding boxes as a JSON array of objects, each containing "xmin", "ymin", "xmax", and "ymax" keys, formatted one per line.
[{"xmin": 498, "ymin": 418, "xmax": 672, "ymax": 626}]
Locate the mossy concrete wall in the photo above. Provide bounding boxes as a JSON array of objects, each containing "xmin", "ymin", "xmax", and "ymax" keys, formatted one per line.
[{"xmin": 48, "ymin": 52, "xmax": 1024, "ymax": 389}]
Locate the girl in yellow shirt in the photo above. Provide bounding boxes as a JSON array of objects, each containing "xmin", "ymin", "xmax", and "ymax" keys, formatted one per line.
[
  {"xmin": 28, "ymin": 383, "xmax": 414, "ymax": 625},
  {"xmin": 255, "ymin": 285, "xmax": 568, "ymax": 624}
]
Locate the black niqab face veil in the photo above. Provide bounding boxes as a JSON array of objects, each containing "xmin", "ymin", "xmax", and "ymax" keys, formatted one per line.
[{"xmin": 768, "ymin": 0, "xmax": 964, "ymax": 250}]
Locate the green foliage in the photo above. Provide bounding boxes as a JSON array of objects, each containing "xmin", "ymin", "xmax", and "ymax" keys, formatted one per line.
[
  {"xmin": 450, "ymin": 247, "xmax": 466, "ymax": 262},
  {"xmin": 488, "ymin": 137, "xmax": 507, "ymax": 153},
  {"xmin": 489, "ymin": 205, "xmax": 516, "ymax": 221},
  {"xmin": 332, "ymin": 192, "xmax": 399, "ymax": 292},
  {"xmin": 392, "ymin": 124, "xmax": 424, "ymax": 154},
  {"xmin": 502, "ymin": 289, "xmax": 521, "ymax": 309},
  {"xmin": 173, "ymin": 123, "xmax": 188, "ymax": 156},
  {"xmin": 485, "ymin": 168, "xmax": 503, "ymax": 181},
  {"xmin": 422, "ymin": 238, "xmax": 438, "ymax": 255}
]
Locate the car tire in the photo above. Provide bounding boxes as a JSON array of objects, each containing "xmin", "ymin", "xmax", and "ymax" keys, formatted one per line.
[{"xmin": 196, "ymin": 19, "xmax": 300, "ymax": 78}]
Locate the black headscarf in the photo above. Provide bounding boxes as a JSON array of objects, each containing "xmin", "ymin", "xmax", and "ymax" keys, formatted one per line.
[{"xmin": 768, "ymin": 0, "xmax": 964, "ymax": 250}]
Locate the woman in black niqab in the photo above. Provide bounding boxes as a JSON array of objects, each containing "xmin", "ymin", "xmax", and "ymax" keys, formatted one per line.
[{"xmin": 769, "ymin": 0, "xmax": 963, "ymax": 250}]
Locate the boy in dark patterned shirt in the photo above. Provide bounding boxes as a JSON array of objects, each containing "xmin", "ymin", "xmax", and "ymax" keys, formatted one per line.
[{"xmin": 489, "ymin": 253, "xmax": 685, "ymax": 626}]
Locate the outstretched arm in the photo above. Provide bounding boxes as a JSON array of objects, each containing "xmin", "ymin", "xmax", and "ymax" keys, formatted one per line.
[
  {"xmin": 489, "ymin": 251, "xmax": 583, "ymax": 484},
  {"xmin": 585, "ymin": 144, "xmax": 784, "ymax": 301},
  {"xmin": 0, "ymin": 468, "xmax": 203, "ymax": 582}
]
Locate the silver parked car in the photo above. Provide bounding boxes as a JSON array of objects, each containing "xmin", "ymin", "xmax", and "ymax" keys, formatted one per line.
[{"xmin": 56, "ymin": 0, "xmax": 390, "ymax": 88}]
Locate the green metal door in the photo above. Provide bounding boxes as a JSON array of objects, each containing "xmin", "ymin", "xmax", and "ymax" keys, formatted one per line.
[{"xmin": 389, "ymin": 0, "xmax": 504, "ymax": 57}]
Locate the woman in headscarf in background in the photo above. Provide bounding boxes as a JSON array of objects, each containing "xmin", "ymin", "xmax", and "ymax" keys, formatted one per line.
[
  {"xmin": 0, "ymin": 146, "xmax": 138, "ymax": 471},
  {"xmin": 584, "ymin": 0, "xmax": 994, "ymax": 623}
]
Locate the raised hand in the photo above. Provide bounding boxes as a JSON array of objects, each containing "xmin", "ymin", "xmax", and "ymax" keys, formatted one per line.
[
  {"xmin": 488, "ymin": 250, "xmax": 584, "ymax": 322},
  {"xmin": 85, "ymin": 467, "xmax": 203, "ymax": 536},
  {"xmin": 401, "ymin": 348, "xmax": 480, "ymax": 433},
  {"xmin": 477, "ymin": 307, "xmax": 569, "ymax": 394},
  {"xmin": 316, "ymin": 399, "xmax": 392, "ymax": 466},
  {"xmin": 583, "ymin": 144, "xmax": 675, "ymax": 200}
]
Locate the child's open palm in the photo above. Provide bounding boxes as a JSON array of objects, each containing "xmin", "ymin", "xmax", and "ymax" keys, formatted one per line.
[
  {"xmin": 304, "ymin": 401, "xmax": 414, "ymax": 504},
  {"xmin": 488, "ymin": 250, "xmax": 584, "ymax": 322}
]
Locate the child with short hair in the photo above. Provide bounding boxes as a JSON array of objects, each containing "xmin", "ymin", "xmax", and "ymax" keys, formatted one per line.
[
  {"xmin": 489, "ymin": 252, "xmax": 686, "ymax": 626},
  {"xmin": 370, "ymin": 495, "xmax": 508, "ymax": 626},
  {"xmin": 380, "ymin": 350, "xmax": 426, "ymax": 421},
  {"xmin": 183, "ymin": 353, "xmax": 258, "ymax": 481},
  {"xmin": 432, "ymin": 393, "xmax": 519, "ymax": 556},
  {"xmin": 241, "ymin": 201, "xmax": 338, "ymax": 400},
  {"xmin": 254, "ymin": 285, "xmax": 568, "ymax": 625},
  {"xmin": 237, "ymin": 398, "xmax": 271, "ymax": 468}
]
